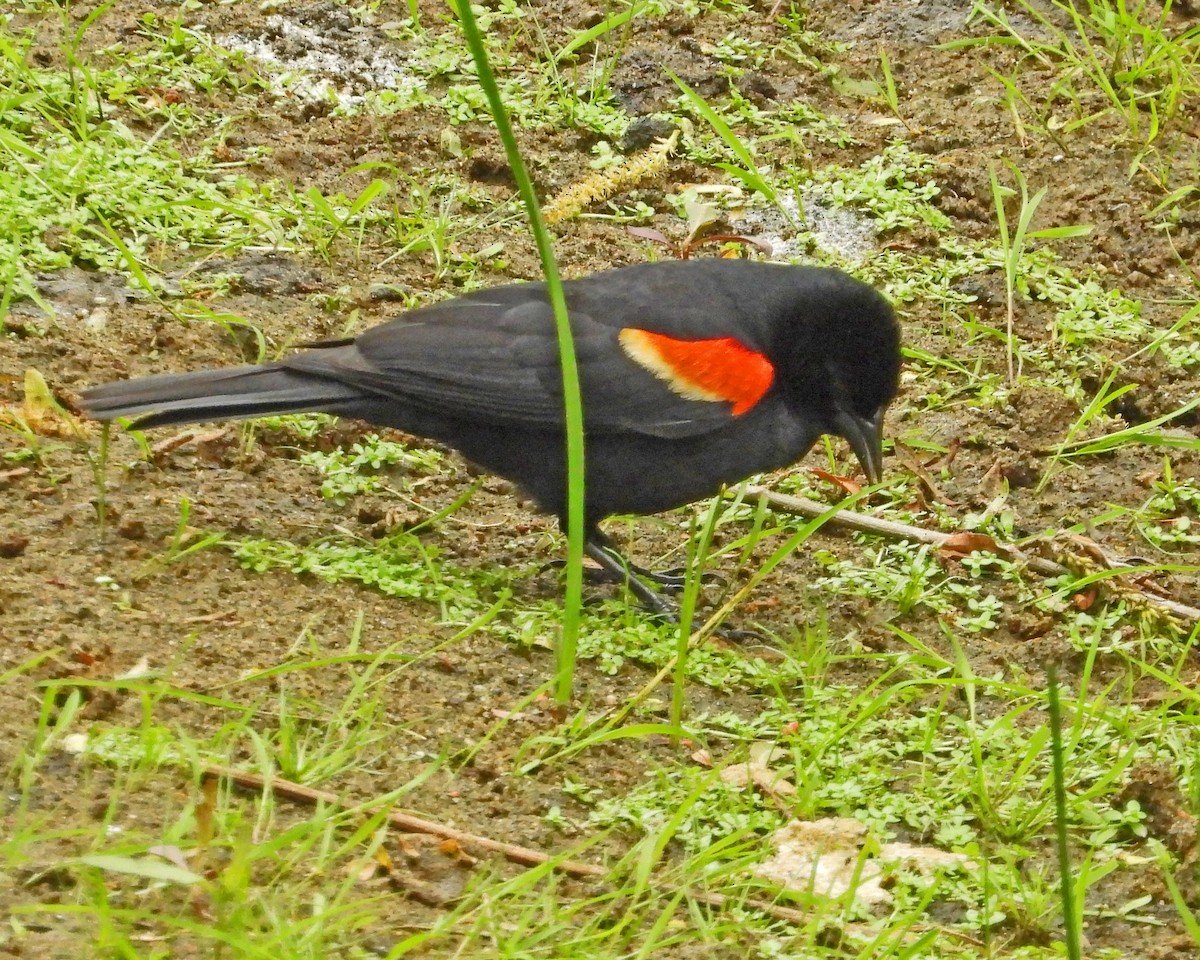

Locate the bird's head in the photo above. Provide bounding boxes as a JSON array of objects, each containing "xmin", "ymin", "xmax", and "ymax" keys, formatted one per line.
[{"xmin": 774, "ymin": 271, "xmax": 901, "ymax": 484}]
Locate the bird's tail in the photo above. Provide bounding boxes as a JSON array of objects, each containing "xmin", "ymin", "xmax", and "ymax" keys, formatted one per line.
[{"xmin": 79, "ymin": 363, "xmax": 362, "ymax": 429}]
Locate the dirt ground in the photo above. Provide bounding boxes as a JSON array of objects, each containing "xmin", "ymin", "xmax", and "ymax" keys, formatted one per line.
[{"xmin": 2, "ymin": 0, "xmax": 1200, "ymax": 956}]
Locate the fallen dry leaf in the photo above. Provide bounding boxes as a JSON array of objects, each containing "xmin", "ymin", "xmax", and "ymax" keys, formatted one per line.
[
  {"xmin": 809, "ymin": 468, "xmax": 861, "ymax": 495},
  {"xmin": 980, "ymin": 459, "xmax": 1007, "ymax": 499},
  {"xmin": 754, "ymin": 816, "xmax": 971, "ymax": 909},
  {"xmin": 1072, "ymin": 587, "xmax": 1098, "ymax": 611},
  {"xmin": 938, "ymin": 531, "xmax": 999, "ymax": 561},
  {"xmin": 894, "ymin": 443, "xmax": 959, "ymax": 506},
  {"xmin": 754, "ymin": 817, "xmax": 890, "ymax": 906},
  {"xmin": 8, "ymin": 369, "xmax": 90, "ymax": 438},
  {"xmin": 720, "ymin": 742, "xmax": 796, "ymax": 797}
]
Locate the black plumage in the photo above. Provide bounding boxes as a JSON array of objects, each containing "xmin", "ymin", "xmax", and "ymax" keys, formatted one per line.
[{"xmin": 81, "ymin": 259, "xmax": 902, "ymax": 610}]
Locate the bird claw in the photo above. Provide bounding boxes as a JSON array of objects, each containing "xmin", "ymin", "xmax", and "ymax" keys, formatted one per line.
[
  {"xmin": 545, "ymin": 551, "xmax": 767, "ymax": 639},
  {"xmin": 542, "ymin": 557, "xmax": 723, "ymax": 593},
  {"xmin": 712, "ymin": 624, "xmax": 769, "ymax": 643},
  {"xmin": 539, "ymin": 557, "xmax": 657, "ymax": 588},
  {"xmin": 635, "ymin": 600, "xmax": 768, "ymax": 643},
  {"xmin": 562, "ymin": 539, "xmax": 760, "ymax": 640},
  {"xmin": 638, "ymin": 566, "xmax": 727, "ymax": 590}
]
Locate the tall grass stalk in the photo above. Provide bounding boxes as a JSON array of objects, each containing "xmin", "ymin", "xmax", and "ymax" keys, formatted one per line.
[
  {"xmin": 989, "ymin": 160, "xmax": 1092, "ymax": 382},
  {"xmin": 1046, "ymin": 666, "xmax": 1082, "ymax": 960},
  {"xmin": 671, "ymin": 496, "xmax": 724, "ymax": 732},
  {"xmin": 454, "ymin": 0, "xmax": 586, "ymax": 703}
]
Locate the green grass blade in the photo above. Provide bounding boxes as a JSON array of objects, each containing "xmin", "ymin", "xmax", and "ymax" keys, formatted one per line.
[
  {"xmin": 1046, "ymin": 666, "xmax": 1082, "ymax": 960},
  {"xmin": 453, "ymin": 0, "xmax": 585, "ymax": 704},
  {"xmin": 555, "ymin": 1, "xmax": 647, "ymax": 62},
  {"xmin": 667, "ymin": 70, "xmax": 776, "ymax": 202}
]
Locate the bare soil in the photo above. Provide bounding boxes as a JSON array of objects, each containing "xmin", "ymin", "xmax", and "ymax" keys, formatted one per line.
[{"xmin": 2, "ymin": 0, "xmax": 1199, "ymax": 956}]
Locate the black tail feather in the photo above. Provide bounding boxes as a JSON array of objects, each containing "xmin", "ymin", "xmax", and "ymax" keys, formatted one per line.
[{"xmin": 79, "ymin": 364, "xmax": 363, "ymax": 430}]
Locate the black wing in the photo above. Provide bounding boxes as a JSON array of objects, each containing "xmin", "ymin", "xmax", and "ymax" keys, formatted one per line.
[{"xmin": 286, "ymin": 295, "xmax": 772, "ymax": 439}]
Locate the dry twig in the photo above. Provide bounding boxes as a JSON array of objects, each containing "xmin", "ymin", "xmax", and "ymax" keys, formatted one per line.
[
  {"xmin": 204, "ymin": 763, "xmax": 823, "ymax": 925},
  {"xmin": 743, "ymin": 486, "xmax": 1200, "ymax": 625}
]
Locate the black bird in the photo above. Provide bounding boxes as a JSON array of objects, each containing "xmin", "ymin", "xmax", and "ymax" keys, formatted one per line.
[{"xmin": 80, "ymin": 259, "xmax": 902, "ymax": 611}]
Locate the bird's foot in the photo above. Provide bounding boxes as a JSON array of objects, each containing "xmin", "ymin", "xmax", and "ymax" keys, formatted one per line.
[
  {"xmin": 637, "ymin": 600, "xmax": 768, "ymax": 643},
  {"xmin": 583, "ymin": 539, "xmax": 741, "ymax": 623},
  {"xmin": 541, "ymin": 559, "xmax": 723, "ymax": 593},
  {"xmin": 627, "ymin": 564, "xmax": 727, "ymax": 591},
  {"xmin": 546, "ymin": 539, "xmax": 758, "ymax": 638}
]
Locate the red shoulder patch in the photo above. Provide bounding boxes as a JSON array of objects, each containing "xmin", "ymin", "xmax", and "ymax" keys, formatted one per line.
[{"xmin": 618, "ymin": 328, "xmax": 775, "ymax": 416}]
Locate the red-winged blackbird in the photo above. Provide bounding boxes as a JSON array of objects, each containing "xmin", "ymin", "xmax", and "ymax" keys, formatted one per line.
[{"xmin": 81, "ymin": 259, "xmax": 901, "ymax": 612}]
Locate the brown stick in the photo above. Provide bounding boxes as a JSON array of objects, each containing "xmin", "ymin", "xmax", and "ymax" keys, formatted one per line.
[
  {"xmin": 199, "ymin": 763, "xmax": 984, "ymax": 945},
  {"xmin": 202, "ymin": 763, "xmax": 985, "ymax": 942},
  {"xmin": 201, "ymin": 764, "xmax": 835, "ymax": 926},
  {"xmin": 744, "ymin": 487, "xmax": 1200, "ymax": 624},
  {"xmin": 204, "ymin": 763, "xmax": 605, "ymax": 878}
]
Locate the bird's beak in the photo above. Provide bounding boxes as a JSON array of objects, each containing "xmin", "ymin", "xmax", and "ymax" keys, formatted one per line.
[{"xmin": 833, "ymin": 408, "xmax": 886, "ymax": 484}]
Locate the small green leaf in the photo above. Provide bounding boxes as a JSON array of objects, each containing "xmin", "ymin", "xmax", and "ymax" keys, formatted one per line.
[
  {"xmin": 78, "ymin": 854, "xmax": 203, "ymax": 885},
  {"xmin": 555, "ymin": 2, "xmax": 648, "ymax": 62},
  {"xmin": 1028, "ymin": 224, "xmax": 1094, "ymax": 239}
]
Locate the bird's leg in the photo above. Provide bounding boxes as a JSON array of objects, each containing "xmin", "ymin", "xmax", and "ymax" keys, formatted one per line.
[
  {"xmin": 587, "ymin": 530, "xmax": 725, "ymax": 590},
  {"xmin": 583, "ymin": 537, "xmax": 676, "ymax": 616},
  {"xmin": 583, "ymin": 537, "xmax": 764, "ymax": 640},
  {"xmin": 574, "ymin": 550, "xmax": 691, "ymax": 588},
  {"xmin": 541, "ymin": 556, "xmax": 713, "ymax": 594},
  {"xmin": 547, "ymin": 526, "xmax": 721, "ymax": 614}
]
